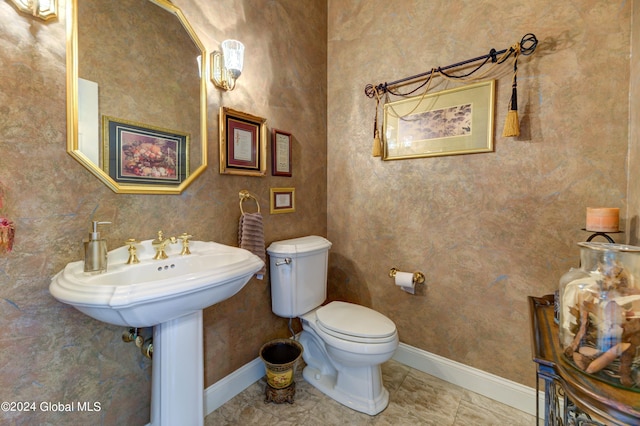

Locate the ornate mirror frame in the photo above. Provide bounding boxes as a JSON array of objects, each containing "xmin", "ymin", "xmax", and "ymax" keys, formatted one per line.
[{"xmin": 66, "ymin": 0, "xmax": 208, "ymax": 194}]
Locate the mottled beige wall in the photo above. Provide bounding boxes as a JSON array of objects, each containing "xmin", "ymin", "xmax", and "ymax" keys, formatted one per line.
[
  {"xmin": 327, "ymin": 0, "xmax": 631, "ymax": 388},
  {"xmin": 0, "ymin": 0, "xmax": 634, "ymax": 423},
  {"xmin": 0, "ymin": 0, "xmax": 326, "ymax": 424}
]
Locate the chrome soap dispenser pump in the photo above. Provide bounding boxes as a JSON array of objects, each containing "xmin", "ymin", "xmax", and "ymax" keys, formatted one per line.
[{"xmin": 84, "ymin": 221, "xmax": 111, "ymax": 273}]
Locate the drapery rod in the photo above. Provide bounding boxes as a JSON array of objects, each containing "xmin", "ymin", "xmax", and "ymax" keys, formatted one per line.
[{"xmin": 364, "ymin": 33, "xmax": 538, "ymax": 98}]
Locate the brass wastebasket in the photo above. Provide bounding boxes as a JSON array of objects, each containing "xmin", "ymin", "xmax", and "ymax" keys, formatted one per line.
[{"xmin": 259, "ymin": 338, "xmax": 303, "ymax": 403}]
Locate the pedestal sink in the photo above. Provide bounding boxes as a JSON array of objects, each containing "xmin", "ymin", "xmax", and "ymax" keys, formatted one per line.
[{"xmin": 49, "ymin": 239, "xmax": 264, "ymax": 426}]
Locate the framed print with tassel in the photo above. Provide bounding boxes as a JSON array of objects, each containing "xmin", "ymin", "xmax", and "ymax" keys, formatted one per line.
[{"xmin": 382, "ymin": 80, "xmax": 495, "ymax": 160}]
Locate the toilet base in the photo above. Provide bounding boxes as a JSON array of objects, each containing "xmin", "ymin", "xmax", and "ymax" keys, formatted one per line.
[{"xmin": 302, "ymin": 364, "xmax": 390, "ymax": 416}]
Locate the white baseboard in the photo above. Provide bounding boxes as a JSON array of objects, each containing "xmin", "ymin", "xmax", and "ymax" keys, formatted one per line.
[
  {"xmin": 204, "ymin": 357, "xmax": 266, "ymax": 415},
  {"xmin": 202, "ymin": 342, "xmax": 544, "ymax": 419},
  {"xmin": 392, "ymin": 343, "xmax": 544, "ymax": 418}
]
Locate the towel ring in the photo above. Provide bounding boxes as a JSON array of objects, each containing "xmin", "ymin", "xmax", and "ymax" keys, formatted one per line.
[{"xmin": 239, "ymin": 190, "xmax": 260, "ymax": 214}]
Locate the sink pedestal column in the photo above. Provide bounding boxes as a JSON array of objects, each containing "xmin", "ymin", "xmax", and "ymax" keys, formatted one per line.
[{"xmin": 150, "ymin": 310, "xmax": 204, "ymax": 426}]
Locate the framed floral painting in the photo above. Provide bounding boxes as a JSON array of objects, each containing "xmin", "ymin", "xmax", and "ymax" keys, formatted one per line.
[{"xmin": 103, "ymin": 116, "xmax": 188, "ymax": 185}]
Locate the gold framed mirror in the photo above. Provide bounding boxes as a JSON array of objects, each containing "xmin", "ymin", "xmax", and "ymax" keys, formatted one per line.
[{"xmin": 66, "ymin": 0, "xmax": 207, "ymax": 194}]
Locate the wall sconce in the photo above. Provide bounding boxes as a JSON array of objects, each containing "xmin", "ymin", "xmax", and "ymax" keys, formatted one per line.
[
  {"xmin": 8, "ymin": 0, "xmax": 57, "ymax": 20},
  {"xmin": 211, "ymin": 40, "xmax": 245, "ymax": 91}
]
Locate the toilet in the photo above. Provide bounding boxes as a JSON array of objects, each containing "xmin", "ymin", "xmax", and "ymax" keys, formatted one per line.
[{"xmin": 267, "ymin": 235, "xmax": 399, "ymax": 415}]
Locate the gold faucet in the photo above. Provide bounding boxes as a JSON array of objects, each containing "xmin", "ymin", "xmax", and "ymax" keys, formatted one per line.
[{"xmin": 152, "ymin": 231, "xmax": 176, "ymax": 260}]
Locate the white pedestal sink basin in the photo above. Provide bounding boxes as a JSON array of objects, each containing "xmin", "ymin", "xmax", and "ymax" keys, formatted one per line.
[{"xmin": 49, "ymin": 239, "xmax": 264, "ymax": 426}]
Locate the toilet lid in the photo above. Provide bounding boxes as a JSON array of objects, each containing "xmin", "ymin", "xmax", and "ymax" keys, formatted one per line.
[{"xmin": 316, "ymin": 301, "xmax": 396, "ymax": 339}]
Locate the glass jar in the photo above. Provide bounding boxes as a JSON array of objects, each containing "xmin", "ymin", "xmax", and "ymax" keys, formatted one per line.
[{"xmin": 559, "ymin": 242, "xmax": 640, "ymax": 391}]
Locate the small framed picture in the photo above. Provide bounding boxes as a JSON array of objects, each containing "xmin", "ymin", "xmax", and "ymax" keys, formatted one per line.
[
  {"xmin": 270, "ymin": 187, "xmax": 295, "ymax": 214},
  {"xmin": 219, "ymin": 107, "xmax": 267, "ymax": 176},
  {"xmin": 271, "ymin": 129, "xmax": 292, "ymax": 177},
  {"xmin": 103, "ymin": 116, "xmax": 188, "ymax": 185}
]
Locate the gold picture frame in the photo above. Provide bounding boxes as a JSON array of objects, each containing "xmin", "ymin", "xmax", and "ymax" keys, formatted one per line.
[
  {"xmin": 219, "ymin": 107, "xmax": 267, "ymax": 176},
  {"xmin": 383, "ymin": 80, "xmax": 495, "ymax": 160},
  {"xmin": 103, "ymin": 116, "xmax": 189, "ymax": 186},
  {"xmin": 270, "ymin": 187, "xmax": 295, "ymax": 214},
  {"xmin": 271, "ymin": 128, "xmax": 292, "ymax": 177}
]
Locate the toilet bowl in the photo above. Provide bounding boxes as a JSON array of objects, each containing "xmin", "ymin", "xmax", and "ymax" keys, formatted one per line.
[
  {"xmin": 298, "ymin": 301, "xmax": 399, "ymax": 415},
  {"xmin": 267, "ymin": 236, "xmax": 399, "ymax": 415}
]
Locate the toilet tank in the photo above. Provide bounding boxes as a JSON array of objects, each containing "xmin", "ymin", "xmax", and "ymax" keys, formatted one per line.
[{"xmin": 267, "ymin": 236, "xmax": 332, "ymax": 318}]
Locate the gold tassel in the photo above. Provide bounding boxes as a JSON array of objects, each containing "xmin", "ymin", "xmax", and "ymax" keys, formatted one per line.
[
  {"xmin": 372, "ymin": 93, "xmax": 382, "ymax": 157},
  {"xmin": 372, "ymin": 129, "xmax": 382, "ymax": 157},
  {"xmin": 502, "ymin": 110, "xmax": 519, "ymax": 137},
  {"xmin": 502, "ymin": 61, "xmax": 520, "ymax": 137}
]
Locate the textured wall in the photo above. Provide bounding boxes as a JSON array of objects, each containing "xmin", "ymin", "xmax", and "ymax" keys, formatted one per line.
[
  {"xmin": 327, "ymin": 0, "xmax": 631, "ymax": 388},
  {"xmin": 0, "ymin": 0, "xmax": 326, "ymax": 424},
  {"xmin": 0, "ymin": 0, "xmax": 634, "ymax": 424}
]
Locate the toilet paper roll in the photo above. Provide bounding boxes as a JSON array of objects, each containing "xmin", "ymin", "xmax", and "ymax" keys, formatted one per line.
[{"xmin": 395, "ymin": 271, "xmax": 415, "ymax": 294}]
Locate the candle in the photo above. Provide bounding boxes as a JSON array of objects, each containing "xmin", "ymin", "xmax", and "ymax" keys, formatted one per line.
[{"xmin": 586, "ymin": 207, "xmax": 619, "ymax": 232}]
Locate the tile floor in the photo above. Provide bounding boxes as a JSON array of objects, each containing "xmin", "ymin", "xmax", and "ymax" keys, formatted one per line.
[{"xmin": 205, "ymin": 359, "xmax": 536, "ymax": 425}]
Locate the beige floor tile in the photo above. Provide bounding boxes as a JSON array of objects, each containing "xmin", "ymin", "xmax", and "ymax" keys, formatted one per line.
[
  {"xmin": 453, "ymin": 399, "xmax": 536, "ymax": 426},
  {"xmin": 205, "ymin": 361, "xmax": 536, "ymax": 425},
  {"xmin": 458, "ymin": 390, "xmax": 536, "ymax": 426}
]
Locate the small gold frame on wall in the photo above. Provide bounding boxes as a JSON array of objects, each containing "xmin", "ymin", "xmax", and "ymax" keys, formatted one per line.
[
  {"xmin": 270, "ymin": 187, "xmax": 295, "ymax": 214},
  {"xmin": 219, "ymin": 107, "xmax": 267, "ymax": 176},
  {"xmin": 383, "ymin": 80, "xmax": 495, "ymax": 160}
]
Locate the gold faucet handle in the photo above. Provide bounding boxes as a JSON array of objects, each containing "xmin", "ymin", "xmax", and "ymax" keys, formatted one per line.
[
  {"xmin": 178, "ymin": 233, "xmax": 193, "ymax": 255},
  {"xmin": 153, "ymin": 230, "xmax": 165, "ymax": 243},
  {"xmin": 124, "ymin": 239, "xmax": 140, "ymax": 264}
]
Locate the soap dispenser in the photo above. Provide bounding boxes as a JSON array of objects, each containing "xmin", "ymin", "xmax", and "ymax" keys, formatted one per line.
[{"xmin": 84, "ymin": 221, "xmax": 111, "ymax": 273}]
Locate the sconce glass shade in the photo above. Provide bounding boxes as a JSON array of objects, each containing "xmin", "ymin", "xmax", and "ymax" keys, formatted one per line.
[
  {"xmin": 9, "ymin": 0, "xmax": 57, "ymax": 20},
  {"xmin": 221, "ymin": 40, "xmax": 244, "ymax": 79},
  {"xmin": 211, "ymin": 39, "xmax": 245, "ymax": 91}
]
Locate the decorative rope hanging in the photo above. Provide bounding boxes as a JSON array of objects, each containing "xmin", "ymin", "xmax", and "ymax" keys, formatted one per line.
[
  {"xmin": 372, "ymin": 68, "xmax": 439, "ymax": 156},
  {"xmin": 383, "ymin": 68, "xmax": 439, "ymax": 120},
  {"xmin": 365, "ymin": 34, "xmax": 537, "ymax": 98},
  {"xmin": 364, "ymin": 33, "xmax": 538, "ymax": 155}
]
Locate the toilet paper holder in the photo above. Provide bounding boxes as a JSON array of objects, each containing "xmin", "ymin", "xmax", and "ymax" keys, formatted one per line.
[{"xmin": 389, "ymin": 268, "xmax": 425, "ymax": 285}]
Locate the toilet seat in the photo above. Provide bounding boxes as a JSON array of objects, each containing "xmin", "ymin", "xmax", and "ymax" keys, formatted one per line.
[{"xmin": 315, "ymin": 301, "xmax": 397, "ymax": 344}]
